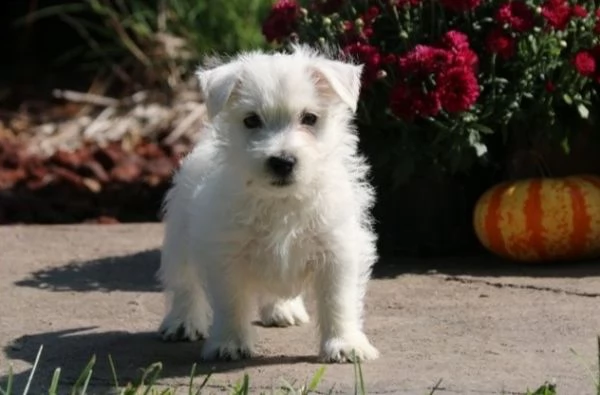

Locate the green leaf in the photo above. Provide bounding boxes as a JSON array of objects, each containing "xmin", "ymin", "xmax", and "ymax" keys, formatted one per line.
[
  {"xmin": 472, "ymin": 123, "xmax": 495, "ymax": 135},
  {"xmin": 525, "ymin": 382, "xmax": 557, "ymax": 395},
  {"xmin": 563, "ymin": 94, "xmax": 573, "ymax": 105}
]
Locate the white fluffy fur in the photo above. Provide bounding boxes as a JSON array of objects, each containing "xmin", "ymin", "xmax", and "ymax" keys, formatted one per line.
[{"xmin": 158, "ymin": 45, "xmax": 379, "ymax": 363}]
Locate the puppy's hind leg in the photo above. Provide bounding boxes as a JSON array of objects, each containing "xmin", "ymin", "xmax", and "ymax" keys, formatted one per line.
[{"xmin": 259, "ymin": 294, "xmax": 310, "ymax": 327}]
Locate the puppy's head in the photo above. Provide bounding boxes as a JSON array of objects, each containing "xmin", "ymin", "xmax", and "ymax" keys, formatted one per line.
[{"xmin": 198, "ymin": 45, "xmax": 363, "ymax": 197}]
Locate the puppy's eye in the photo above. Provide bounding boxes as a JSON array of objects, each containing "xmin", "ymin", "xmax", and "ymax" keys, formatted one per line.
[
  {"xmin": 243, "ymin": 113, "xmax": 263, "ymax": 129},
  {"xmin": 300, "ymin": 112, "xmax": 318, "ymax": 126}
]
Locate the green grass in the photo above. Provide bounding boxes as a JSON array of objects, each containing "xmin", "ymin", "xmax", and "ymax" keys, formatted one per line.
[
  {"xmin": 2, "ymin": 339, "xmax": 600, "ymax": 395},
  {"xmin": 0, "ymin": 345, "xmax": 355, "ymax": 395}
]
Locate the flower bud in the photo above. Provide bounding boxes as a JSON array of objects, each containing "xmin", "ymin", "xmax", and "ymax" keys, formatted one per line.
[
  {"xmin": 559, "ymin": 40, "xmax": 567, "ymax": 48},
  {"xmin": 300, "ymin": 8, "xmax": 308, "ymax": 17},
  {"xmin": 323, "ymin": 17, "xmax": 332, "ymax": 26},
  {"xmin": 376, "ymin": 70, "xmax": 387, "ymax": 79},
  {"xmin": 399, "ymin": 31, "xmax": 409, "ymax": 39},
  {"xmin": 318, "ymin": 37, "xmax": 326, "ymax": 46},
  {"xmin": 355, "ymin": 18, "xmax": 364, "ymax": 28}
]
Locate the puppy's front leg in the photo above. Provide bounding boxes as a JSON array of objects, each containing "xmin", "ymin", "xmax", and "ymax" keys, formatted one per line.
[
  {"xmin": 201, "ymin": 269, "xmax": 256, "ymax": 361},
  {"xmin": 315, "ymin": 231, "xmax": 379, "ymax": 363}
]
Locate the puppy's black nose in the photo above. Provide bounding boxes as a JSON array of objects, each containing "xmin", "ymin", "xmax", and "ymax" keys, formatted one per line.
[{"xmin": 267, "ymin": 154, "xmax": 297, "ymax": 178}]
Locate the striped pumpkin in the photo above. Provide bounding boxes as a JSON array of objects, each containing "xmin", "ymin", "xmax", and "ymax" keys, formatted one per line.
[{"xmin": 473, "ymin": 175, "xmax": 600, "ymax": 262}]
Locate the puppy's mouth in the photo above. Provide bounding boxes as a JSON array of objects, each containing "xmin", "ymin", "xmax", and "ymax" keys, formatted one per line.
[{"xmin": 270, "ymin": 178, "xmax": 294, "ymax": 187}]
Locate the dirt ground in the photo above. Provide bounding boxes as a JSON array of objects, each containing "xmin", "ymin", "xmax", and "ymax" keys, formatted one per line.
[{"xmin": 1, "ymin": 224, "xmax": 599, "ymax": 394}]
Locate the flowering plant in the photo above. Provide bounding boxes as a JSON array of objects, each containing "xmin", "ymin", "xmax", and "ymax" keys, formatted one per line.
[{"xmin": 263, "ymin": 0, "xmax": 600, "ymax": 184}]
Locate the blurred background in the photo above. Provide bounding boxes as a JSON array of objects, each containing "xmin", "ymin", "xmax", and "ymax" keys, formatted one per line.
[
  {"xmin": 3, "ymin": 0, "xmax": 599, "ymax": 259},
  {"xmin": 0, "ymin": 0, "xmax": 271, "ymax": 225}
]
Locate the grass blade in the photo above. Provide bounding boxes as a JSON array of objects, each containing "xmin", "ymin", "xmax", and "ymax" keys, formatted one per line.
[
  {"xmin": 195, "ymin": 372, "xmax": 212, "ymax": 394},
  {"xmin": 80, "ymin": 367, "xmax": 93, "ymax": 395},
  {"xmin": 48, "ymin": 368, "xmax": 61, "ymax": 395},
  {"xmin": 108, "ymin": 354, "xmax": 120, "ymax": 389},
  {"xmin": 188, "ymin": 363, "xmax": 196, "ymax": 395},
  {"xmin": 428, "ymin": 378, "xmax": 443, "ymax": 395},
  {"xmin": 306, "ymin": 366, "xmax": 326, "ymax": 392},
  {"xmin": 526, "ymin": 382, "xmax": 557, "ymax": 395},
  {"xmin": 234, "ymin": 374, "xmax": 250, "ymax": 395},
  {"xmin": 23, "ymin": 345, "xmax": 43, "ymax": 395},
  {"xmin": 141, "ymin": 362, "xmax": 163, "ymax": 395},
  {"xmin": 570, "ymin": 346, "xmax": 599, "ymax": 388},
  {"xmin": 70, "ymin": 355, "xmax": 96, "ymax": 395},
  {"xmin": 1, "ymin": 364, "xmax": 13, "ymax": 395},
  {"xmin": 356, "ymin": 358, "xmax": 366, "ymax": 395}
]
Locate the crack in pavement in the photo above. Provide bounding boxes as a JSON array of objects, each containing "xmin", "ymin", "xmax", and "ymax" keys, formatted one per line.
[{"xmin": 439, "ymin": 275, "xmax": 600, "ymax": 298}]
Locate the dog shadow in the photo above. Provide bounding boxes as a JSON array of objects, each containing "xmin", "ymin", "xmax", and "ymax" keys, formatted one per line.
[
  {"xmin": 373, "ymin": 254, "xmax": 600, "ymax": 279},
  {"xmin": 13, "ymin": 248, "xmax": 600, "ymax": 295},
  {"xmin": 14, "ymin": 249, "xmax": 162, "ymax": 293},
  {"xmin": 2, "ymin": 327, "xmax": 317, "ymax": 392}
]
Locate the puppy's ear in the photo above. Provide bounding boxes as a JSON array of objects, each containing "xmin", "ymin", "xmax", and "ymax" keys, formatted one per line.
[
  {"xmin": 311, "ymin": 60, "xmax": 363, "ymax": 113},
  {"xmin": 197, "ymin": 61, "xmax": 241, "ymax": 119}
]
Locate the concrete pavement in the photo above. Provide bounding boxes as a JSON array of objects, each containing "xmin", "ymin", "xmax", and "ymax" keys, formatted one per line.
[{"xmin": 1, "ymin": 224, "xmax": 599, "ymax": 394}]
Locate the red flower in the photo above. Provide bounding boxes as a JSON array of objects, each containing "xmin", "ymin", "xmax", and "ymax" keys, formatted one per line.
[
  {"xmin": 399, "ymin": 45, "xmax": 453, "ymax": 76},
  {"xmin": 485, "ymin": 28, "xmax": 515, "ymax": 59},
  {"xmin": 442, "ymin": 30, "xmax": 470, "ymax": 51},
  {"xmin": 438, "ymin": 67, "xmax": 480, "ymax": 113},
  {"xmin": 545, "ymin": 81, "xmax": 556, "ymax": 93},
  {"xmin": 595, "ymin": 9, "xmax": 600, "ymax": 34},
  {"xmin": 439, "ymin": 0, "xmax": 481, "ymax": 12},
  {"xmin": 343, "ymin": 43, "xmax": 382, "ymax": 86},
  {"xmin": 311, "ymin": 0, "xmax": 345, "ymax": 14},
  {"xmin": 392, "ymin": 37, "xmax": 479, "ymax": 119},
  {"xmin": 441, "ymin": 30, "xmax": 479, "ymax": 69},
  {"xmin": 571, "ymin": 5, "xmax": 588, "ymax": 18},
  {"xmin": 383, "ymin": 54, "xmax": 397, "ymax": 64},
  {"xmin": 363, "ymin": 6, "xmax": 380, "ymax": 24},
  {"xmin": 455, "ymin": 49, "xmax": 479, "ymax": 69},
  {"xmin": 362, "ymin": 27, "xmax": 374, "ymax": 38},
  {"xmin": 262, "ymin": 0, "xmax": 300, "ymax": 43},
  {"xmin": 541, "ymin": 0, "xmax": 572, "ymax": 30},
  {"xmin": 390, "ymin": 83, "xmax": 441, "ymax": 120},
  {"xmin": 496, "ymin": 1, "xmax": 535, "ymax": 32},
  {"xmin": 573, "ymin": 51, "xmax": 596, "ymax": 77}
]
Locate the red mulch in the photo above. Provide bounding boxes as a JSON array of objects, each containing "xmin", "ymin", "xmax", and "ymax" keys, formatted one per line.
[{"xmin": 0, "ymin": 138, "xmax": 192, "ymax": 224}]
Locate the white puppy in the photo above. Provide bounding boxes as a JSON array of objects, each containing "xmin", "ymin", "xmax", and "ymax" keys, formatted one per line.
[{"xmin": 158, "ymin": 45, "xmax": 379, "ymax": 363}]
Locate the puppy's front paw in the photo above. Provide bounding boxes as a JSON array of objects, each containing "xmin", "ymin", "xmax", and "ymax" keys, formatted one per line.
[
  {"xmin": 159, "ymin": 312, "xmax": 207, "ymax": 342},
  {"xmin": 259, "ymin": 298, "xmax": 310, "ymax": 327},
  {"xmin": 320, "ymin": 332, "xmax": 379, "ymax": 363},
  {"xmin": 201, "ymin": 338, "xmax": 256, "ymax": 361}
]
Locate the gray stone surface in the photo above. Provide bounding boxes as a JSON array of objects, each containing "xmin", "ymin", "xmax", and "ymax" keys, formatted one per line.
[{"xmin": 1, "ymin": 224, "xmax": 599, "ymax": 394}]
